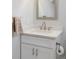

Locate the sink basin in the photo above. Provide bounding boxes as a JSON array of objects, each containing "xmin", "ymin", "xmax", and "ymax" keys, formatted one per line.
[
  {"xmin": 22, "ymin": 28, "xmax": 62, "ymax": 38},
  {"xmin": 29, "ymin": 29, "xmax": 53, "ymax": 34},
  {"xmin": 25, "ymin": 29, "xmax": 59, "ymax": 36}
]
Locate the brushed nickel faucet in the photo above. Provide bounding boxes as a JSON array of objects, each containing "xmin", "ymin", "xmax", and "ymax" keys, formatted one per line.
[
  {"xmin": 40, "ymin": 22, "xmax": 47, "ymax": 30},
  {"xmin": 40, "ymin": 22, "xmax": 53, "ymax": 31}
]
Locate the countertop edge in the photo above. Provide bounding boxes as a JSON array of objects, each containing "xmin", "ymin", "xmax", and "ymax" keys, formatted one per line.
[{"xmin": 20, "ymin": 31, "xmax": 62, "ymax": 39}]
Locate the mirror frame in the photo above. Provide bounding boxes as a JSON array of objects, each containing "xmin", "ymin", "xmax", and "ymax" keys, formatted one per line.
[{"xmin": 36, "ymin": 0, "xmax": 58, "ymax": 20}]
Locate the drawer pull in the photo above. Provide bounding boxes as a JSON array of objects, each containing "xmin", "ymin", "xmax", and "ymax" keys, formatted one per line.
[
  {"xmin": 32, "ymin": 48, "xmax": 35, "ymax": 56},
  {"xmin": 36, "ymin": 49, "xmax": 38, "ymax": 56}
]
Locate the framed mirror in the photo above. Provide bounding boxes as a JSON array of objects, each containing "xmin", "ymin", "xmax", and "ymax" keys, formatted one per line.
[{"xmin": 36, "ymin": 0, "xmax": 58, "ymax": 20}]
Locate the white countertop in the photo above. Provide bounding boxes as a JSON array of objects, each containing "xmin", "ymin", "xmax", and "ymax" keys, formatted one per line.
[{"xmin": 21, "ymin": 29, "xmax": 63, "ymax": 39}]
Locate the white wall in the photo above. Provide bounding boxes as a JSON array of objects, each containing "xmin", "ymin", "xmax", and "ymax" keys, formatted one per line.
[
  {"xmin": 12, "ymin": 0, "xmax": 66, "ymax": 31},
  {"xmin": 12, "ymin": 0, "xmax": 35, "ymax": 30}
]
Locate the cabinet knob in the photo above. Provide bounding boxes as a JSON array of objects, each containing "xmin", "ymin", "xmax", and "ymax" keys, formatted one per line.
[
  {"xmin": 36, "ymin": 49, "xmax": 38, "ymax": 56},
  {"xmin": 32, "ymin": 48, "xmax": 35, "ymax": 56}
]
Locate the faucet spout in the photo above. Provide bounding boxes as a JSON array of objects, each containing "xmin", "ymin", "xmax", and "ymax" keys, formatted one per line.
[{"xmin": 40, "ymin": 22, "xmax": 47, "ymax": 30}]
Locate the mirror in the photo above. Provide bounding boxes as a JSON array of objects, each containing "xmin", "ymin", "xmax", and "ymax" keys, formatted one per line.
[{"xmin": 36, "ymin": 0, "xmax": 58, "ymax": 20}]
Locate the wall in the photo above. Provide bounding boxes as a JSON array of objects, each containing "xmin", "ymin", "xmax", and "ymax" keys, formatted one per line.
[
  {"xmin": 12, "ymin": 0, "xmax": 34, "ymax": 30},
  {"xmin": 12, "ymin": 0, "xmax": 65, "ymax": 31},
  {"xmin": 12, "ymin": 0, "xmax": 66, "ymax": 59}
]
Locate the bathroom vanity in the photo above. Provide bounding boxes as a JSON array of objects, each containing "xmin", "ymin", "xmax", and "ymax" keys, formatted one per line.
[{"xmin": 20, "ymin": 29, "xmax": 62, "ymax": 59}]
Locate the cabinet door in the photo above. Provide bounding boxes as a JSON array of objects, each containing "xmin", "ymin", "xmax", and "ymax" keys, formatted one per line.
[
  {"xmin": 36, "ymin": 47, "xmax": 55, "ymax": 59},
  {"xmin": 21, "ymin": 44, "xmax": 35, "ymax": 59}
]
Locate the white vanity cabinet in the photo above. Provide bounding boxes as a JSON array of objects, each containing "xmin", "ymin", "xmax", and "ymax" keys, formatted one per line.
[
  {"xmin": 35, "ymin": 46, "xmax": 54, "ymax": 59},
  {"xmin": 21, "ymin": 44, "xmax": 35, "ymax": 59},
  {"xmin": 20, "ymin": 34, "xmax": 58, "ymax": 59},
  {"xmin": 21, "ymin": 44, "xmax": 54, "ymax": 59}
]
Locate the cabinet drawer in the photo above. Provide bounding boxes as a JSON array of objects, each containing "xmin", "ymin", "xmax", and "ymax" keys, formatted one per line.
[{"xmin": 21, "ymin": 35, "xmax": 56, "ymax": 48}]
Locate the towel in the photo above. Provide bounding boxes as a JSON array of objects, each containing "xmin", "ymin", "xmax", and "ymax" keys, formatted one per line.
[{"xmin": 12, "ymin": 17, "xmax": 23, "ymax": 34}]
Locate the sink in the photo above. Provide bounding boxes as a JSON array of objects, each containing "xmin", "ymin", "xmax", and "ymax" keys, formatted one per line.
[
  {"xmin": 22, "ymin": 28, "xmax": 62, "ymax": 38},
  {"xmin": 30, "ymin": 29, "xmax": 52, "ymax": 34},
  {"xmin": 25, "ymin": 29, "xmax": 58, "ymax": 37}
]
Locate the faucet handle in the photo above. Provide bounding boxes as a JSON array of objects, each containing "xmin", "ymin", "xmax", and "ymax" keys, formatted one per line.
[
  {"xmin": 40, "ymin": 26, "xmax": 42, "ymax": 30},
  {"xmin": 42, "ymin": 22, "xmax": 46, "ymax": 26},
  {"xmin": 48, "ymin": 27, "xmax": 53, "ymax": 30},
  {"xmin": 41, "ymin": 22, "xmax": 47, "ymax": 30}
]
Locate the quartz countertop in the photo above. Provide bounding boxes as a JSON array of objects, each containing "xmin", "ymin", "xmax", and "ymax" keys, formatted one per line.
[{"xmin": 20, "ymin": 29, "xmax": 63, "ymax": 39}]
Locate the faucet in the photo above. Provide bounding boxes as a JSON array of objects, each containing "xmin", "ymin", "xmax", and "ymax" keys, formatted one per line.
[
  {"xmin": 40, "ymin": 22, "xmax": 53, "ymax": 31},
  {"xmin": 40, "ymin": 22, "xmax": 47, "ymax": 30}
]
